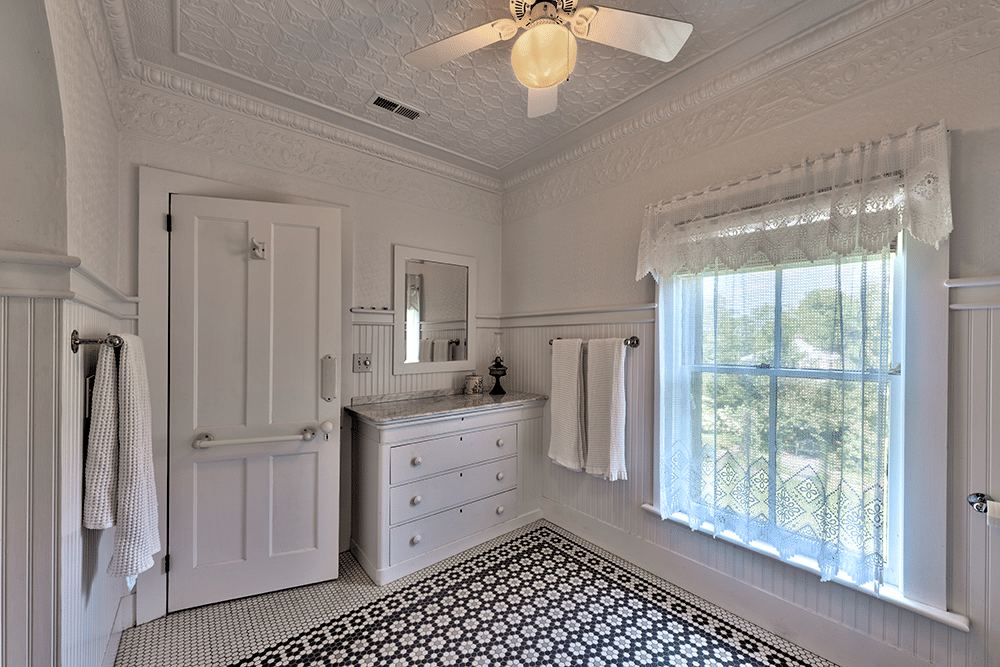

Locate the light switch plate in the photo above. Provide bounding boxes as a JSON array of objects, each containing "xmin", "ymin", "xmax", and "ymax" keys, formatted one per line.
[{"xmin": 353, "ymin": 353, "xmax": 373, "ymax": 373}]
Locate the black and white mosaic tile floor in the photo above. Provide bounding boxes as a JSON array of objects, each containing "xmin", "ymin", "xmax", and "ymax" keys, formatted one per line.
[{"xmin": 115, "ymin": 522, "xmax": 838, "ymax": 667}]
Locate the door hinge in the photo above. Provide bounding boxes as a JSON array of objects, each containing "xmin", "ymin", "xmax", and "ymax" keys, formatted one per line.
[
  {"xmin": 166, "ymin": 213, "xmax": 172, "ymax": 233},
  {"xmin": 163, "ymin": 554, "xmax": 170, "ymax": 573}
]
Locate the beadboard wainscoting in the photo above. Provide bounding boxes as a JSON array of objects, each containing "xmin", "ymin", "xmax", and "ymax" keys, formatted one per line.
[
  {"xmin": 494, "ymin": 302, "xmax": 993, "ymax": 667},
  {"xmin": 350, "ymin": 312, "xmax": 502, "ymax": 401},
  {"xmin": 2, "ymin": 296, "xmax": 60, "ymax": 667},
  {"xmin": 947, "ymin": 277, "xmax": 1000, "ymax": 667},
  {"xmin": 60, "ymin": 299, "xmax": 138, "ymax": 667}
]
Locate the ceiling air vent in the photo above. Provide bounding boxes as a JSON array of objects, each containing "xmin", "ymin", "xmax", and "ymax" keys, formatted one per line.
[{"xmin": 368, "ymin": 93, "xmax": 425, "ymax": 121}]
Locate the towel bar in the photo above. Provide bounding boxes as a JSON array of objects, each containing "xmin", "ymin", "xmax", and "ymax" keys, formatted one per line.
[
  {"xmin": 549, "ymin": 336, "xmax": 639, "ymax": 347},
  {"xmin": 71, "ymin": 330, "xmax": 124, "ymax": 354}
]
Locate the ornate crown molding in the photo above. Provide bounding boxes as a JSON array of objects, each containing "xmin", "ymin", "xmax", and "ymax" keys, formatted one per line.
[
  {"xmin": 99, "ymin": 1, "xmax": 501, "ymax": 194},
  {"xmin": 98, "ymin": 0, "xmax": 994, "ymax": 213},
  {"xmin": 502, "ymin": 0, "xmax": 1000, "ymax": 221},
  {"xmin": 116, "ymin": 83, "xmax": 502, "ymax": 224}
]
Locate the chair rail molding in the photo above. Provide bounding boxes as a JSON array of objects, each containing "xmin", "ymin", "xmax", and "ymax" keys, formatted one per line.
[
  {"xmin": 947, "ymin": 276, "xmax": 1000, "ymax": 310},
  {"xmin": 0, "ymin": 249, "xmax": 80, "ymax": 298}
]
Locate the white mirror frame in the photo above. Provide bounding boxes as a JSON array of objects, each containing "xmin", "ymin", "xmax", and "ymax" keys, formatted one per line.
[{"xmin": 392, "ymin": 245, "xmax": 477, "ymax": 376}]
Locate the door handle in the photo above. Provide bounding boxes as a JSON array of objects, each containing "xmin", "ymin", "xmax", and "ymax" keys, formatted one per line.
[
  {"xmin": 321, "ymin": 355, "xmax": 337, "ymax": 402},
  {"xmin": 193, "ymin": 429, "xmax": 317, "ymax": 449}
]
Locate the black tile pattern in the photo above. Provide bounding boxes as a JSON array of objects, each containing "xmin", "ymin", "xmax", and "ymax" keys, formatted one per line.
[
  {"xmin": 231, "ymin": 526, "xmax": 835, "ymax": 667},
  {"xmin": 115, "ymin": 522, "xmax": 837, "ymax": 667}
]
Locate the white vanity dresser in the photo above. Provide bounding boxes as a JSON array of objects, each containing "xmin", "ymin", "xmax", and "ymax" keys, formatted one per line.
[{"xmin": 347, "ymin": 391, "xmax": 546, "ymax": 585}]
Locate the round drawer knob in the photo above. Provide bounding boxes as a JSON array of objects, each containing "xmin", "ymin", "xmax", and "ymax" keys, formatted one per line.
[
  {"xmin": 496, "ymin": 472, "xmax": 505, "ymax": 481},
  {"xmin": 496, "ymin": 505, "xmax": 505, "ymax": 516},
  {"xmin": 496, "ymin": 438, "xmax": 505, "ymax": 448},
  {"xmin": 411, "ymin": 456, "xmax": 422, "ymax": 467},
  {"xmin": 411, "ymin": 534, "xmax": 422, "ymax": 546},
  {"xmin": 411, "ymin": 495, "xmax": 422, "ymax": 506}
]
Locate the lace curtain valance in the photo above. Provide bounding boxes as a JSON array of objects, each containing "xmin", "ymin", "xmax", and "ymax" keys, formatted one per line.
[{"xmin": 636, "ymin": 121, "xmax": 952, "ymax": 281}]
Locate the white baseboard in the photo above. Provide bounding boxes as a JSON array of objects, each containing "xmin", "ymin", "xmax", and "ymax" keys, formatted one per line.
[
  {"xmin": 102, "ymin": 593, "xmax": 136, "ymax": 667},
  {"xmin": 541, "ymin": 499, "xmax": 932, "ymax": 667}
]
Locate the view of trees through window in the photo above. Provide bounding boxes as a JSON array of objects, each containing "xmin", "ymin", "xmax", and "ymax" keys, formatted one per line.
[{"xmin": 680, "ymin": 255, "xmax": 894, "ymax": 558}]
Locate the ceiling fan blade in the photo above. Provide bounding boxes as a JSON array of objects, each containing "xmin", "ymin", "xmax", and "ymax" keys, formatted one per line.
[
  {"xmin": 404, "ymin": 20, "xmax": 517, "ymax": 71},
  {"xmin": 580, "ymin": 6, "xmax": 692, "ymax": 63},
  {"xmin": 527, "ymin": 86, "xmax": 558, "ymax": 118}
]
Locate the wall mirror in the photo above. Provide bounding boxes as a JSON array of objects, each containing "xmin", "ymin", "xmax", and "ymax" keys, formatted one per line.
[{"xmin": 393, "ymin": 245, "xmax": 477, "ymax": 375}]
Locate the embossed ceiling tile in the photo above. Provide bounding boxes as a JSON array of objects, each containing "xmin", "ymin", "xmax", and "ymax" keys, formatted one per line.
[
  {"xmin": 668, "ymin": 0, "xmax": 802, "ymax": 50},
  {"xmin": 174, "ymin": 0, "xmax": 774, "ymax": 168}
]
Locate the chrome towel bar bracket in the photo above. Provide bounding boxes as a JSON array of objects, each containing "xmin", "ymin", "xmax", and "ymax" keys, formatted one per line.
[
  {"xmin": 968, "ymin": 492, "xmax": 992, "ymax": 513},
  {"xmin": 71, "ymin": 329, "xmax": 124, "ymax": 354}
]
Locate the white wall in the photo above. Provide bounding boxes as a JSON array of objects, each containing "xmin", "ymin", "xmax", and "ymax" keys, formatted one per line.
[
  {"xmin": 0, "ymin": 0, "xmax": 66, "ymax": 255},
  {"xmin": 500, "ymin": 1, "xmax": 1000, "ymax": 665}
]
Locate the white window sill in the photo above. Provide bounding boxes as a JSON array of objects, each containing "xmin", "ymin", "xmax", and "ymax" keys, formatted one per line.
[{"xmin": 640, "ymin": 503, "xmax": 970, "ymax": 632}]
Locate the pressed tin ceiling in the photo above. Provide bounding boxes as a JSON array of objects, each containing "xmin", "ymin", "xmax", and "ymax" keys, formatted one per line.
[{"xmin": 116, "ymin": 0, "xmax": 867, "ymax": 180}]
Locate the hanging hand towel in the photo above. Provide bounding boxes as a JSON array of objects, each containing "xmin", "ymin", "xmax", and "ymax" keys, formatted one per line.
[
  {"xmin": 83, "ymin": 344, "xmax": 119, "ymax": 529},
  {"xmin": 432, "ymin": 338, "xmax": 450, "ymax": 362},
  {"xmin": 107, "ymin": 335, "xmax": 161, "ymax": 583},
  {"xmin": 548, "ymin": 338, "xmax": 586, "ymax": 470},
  {"xmin": 585, "ymin": 338, "xmax": 627, "ymax": 481},
  {"xmin": 419, "ymin": 338, "xmax": 432, "ymax": 362}
]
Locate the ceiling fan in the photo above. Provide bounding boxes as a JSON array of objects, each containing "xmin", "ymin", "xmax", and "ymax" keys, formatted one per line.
[{"xmin": 404, "ymin": 1, "xmax": 693, "ymax": 117}]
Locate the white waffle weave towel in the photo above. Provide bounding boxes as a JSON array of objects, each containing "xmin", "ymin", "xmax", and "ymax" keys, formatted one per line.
[
  {"xmin": 585, "ymin": 338, "xmax": 627, "ymax": 481},
  {"xmin": 83, "ymin": 335, "xmax": 160, "ymax": 583},
  {"xmin": 548, "ymin": 339, "xmax": 586, "ymax": 470},
  {"xmin": 83, "ymin": 344, "xmax": 119, "ymax": 529},
  {"xmin": 108, "ymin": 334, "xmax": 160, "ymax": 580}
]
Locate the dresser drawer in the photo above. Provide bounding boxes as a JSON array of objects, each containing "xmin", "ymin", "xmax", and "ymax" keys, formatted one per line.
[
  {"xmin": 389, "ymin": 424, "xmax": 516, "ymax": 484},
  {"xmin": 389, "ymin": 456, "xmax": 517, "ymax": 525},
  {"xmin": 389, "ymin": 489, "xmax": 517, "ymax": 566}
]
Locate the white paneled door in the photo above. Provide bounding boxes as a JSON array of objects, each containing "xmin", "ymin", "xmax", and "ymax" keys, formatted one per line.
[{"xmin": 168, "ymin": 195, "xmax": 341, "ymax": 611}]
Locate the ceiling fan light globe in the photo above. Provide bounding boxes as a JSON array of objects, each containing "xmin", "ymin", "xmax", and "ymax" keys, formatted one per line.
[{"xmin": 511, "ymin": 23, "xmax": 577, "ymax": 90}]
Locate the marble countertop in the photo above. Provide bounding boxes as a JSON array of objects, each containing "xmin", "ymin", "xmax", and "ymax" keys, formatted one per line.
[{"xmin": 345, "ymin": 391, "xmax": 547, "ymax": 425}]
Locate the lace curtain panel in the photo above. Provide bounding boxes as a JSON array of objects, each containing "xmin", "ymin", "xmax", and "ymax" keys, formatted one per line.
[
  {"xmin": 659, "ymin": 255, "xmax": 893, "ymax": 587},
  {"xmin": 641, "ymin": 121, "xmax": 953, "ymax": 591},
  {"xmin": 636, "ymin": 121, "xmax": 951, "ymax": 281}
]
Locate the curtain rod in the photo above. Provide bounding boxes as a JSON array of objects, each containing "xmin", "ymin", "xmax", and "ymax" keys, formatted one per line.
[{"xmin": 652, "ymin": 121, "xmax": 945, "ymax": 209}]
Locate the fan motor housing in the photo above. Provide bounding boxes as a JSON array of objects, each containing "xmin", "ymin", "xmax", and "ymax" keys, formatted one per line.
[{"xmin": 510, "ymin": 0, "xmax": 578, "ymax": 25}]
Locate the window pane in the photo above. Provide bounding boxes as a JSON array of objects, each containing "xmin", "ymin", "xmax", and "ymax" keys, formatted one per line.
[
  {"xmin": 696, "ymin": 372, "xmax": 770, "ymax": 524},
  {"xmin": 780, "ymin": 259, "xmax": 892, "ymax": 371},
  {"xmin": 699, "ymin": 270, "xmax": 775, "ymax": 367}
]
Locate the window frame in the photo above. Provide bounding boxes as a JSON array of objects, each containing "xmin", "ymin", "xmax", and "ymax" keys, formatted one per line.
[{"xmin": 650, "ymin": 233, "xmax": 954, "ymax": 622}]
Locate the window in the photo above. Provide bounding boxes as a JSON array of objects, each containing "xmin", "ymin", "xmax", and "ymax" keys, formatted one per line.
[
  {"xmin": 663, "ymin": 250, "xmax": 896, "ymax": 587},
  {"xmin": 638, "ymin": 122, "xmax": 956, "ymax": 617}
]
